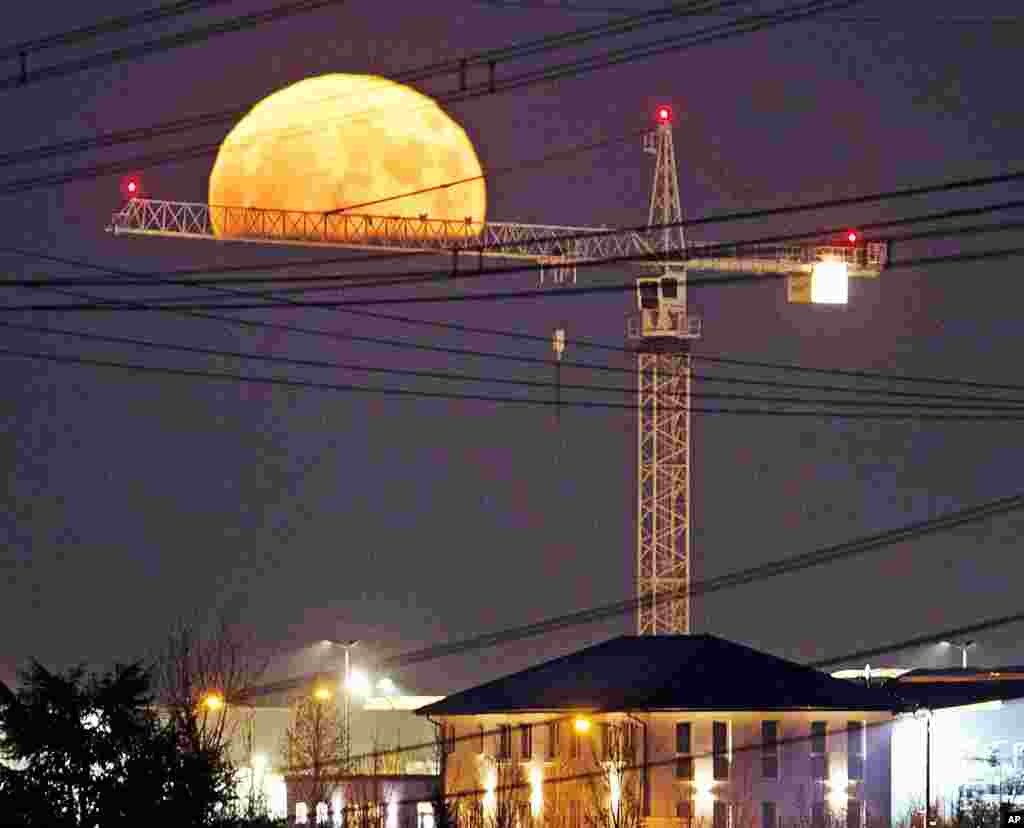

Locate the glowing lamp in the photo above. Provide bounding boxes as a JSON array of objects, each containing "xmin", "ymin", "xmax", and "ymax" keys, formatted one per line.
[
  {"xmin": 202, "ymin": 692, "xmax": 224, "ymax": 711},
  {"xmin": 847, "ymin": 231, "xmax": 858, "ymax": 243},
  {"xmin": 574, "ymin": 716, "xmax": 591, "ymax": 734},
  {"xmin": 346, "ymin": 668, "xmax": 372, "ymax": 697},
  {"xmin": 656, "ymin": 105, "xmax": 672, "ymax": 124},
  {"xmin": 811, "ymin": 259, "xmax": 849, "ymax": 305},
  {"xmin": 314, "ymin": 686, "xmax": 332, "ymax": 701}
]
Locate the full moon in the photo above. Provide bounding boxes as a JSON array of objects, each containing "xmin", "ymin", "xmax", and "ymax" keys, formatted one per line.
[{"xmin": 208, "ymin": 74, "xmax": 487, "ymax": 239}]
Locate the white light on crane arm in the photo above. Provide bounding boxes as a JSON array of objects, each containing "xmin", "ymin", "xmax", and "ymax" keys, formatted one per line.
[{"xmin": 811, "ymin": 260, "xmax": 848, "ymax": 305}]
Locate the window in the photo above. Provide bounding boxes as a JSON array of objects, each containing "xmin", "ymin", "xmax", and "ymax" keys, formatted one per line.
[
  {"xmin": 601, "ymin": 723, "xmax": 612, "ymax": 760},
  {"xmin": 676, "ymin": 722, "xmax": 692, "ymax": 753},
  {"xmin": 847, "ymin": 722, "xmax": 864, "ymax": 781},
  {"xmin": 548, "ymin": 721, "xmax": 560, "ymax": 759},
  {"xmin": 521, "ymin": 724, "xmax": 533, "ymax": 760},
  {"xmin": 517, "ymin": 801, "xmax": 530, "ymax": 828},
  {"xmin": 677, "ymin": 799, "xmax": 693, "ymax": 828},
  {"xmin": 762, "ymin": 721, "xmax": 779, "ymax": 779},
  {"xmin": 444, "ymin": 723, "xmax": 456, "ymax": 755},
  {"xmin": 762, "ymin": 802, "xmax": 777, "ymax": 828},
  {"xmin": 498, "ymin": 725, "xmax": 512, "ymax": 760},
  {"xmin": 811, "ymin": 722, "xmax": 828, "ymax": 781},
  {"xmin": 571, "ymin": 726, "xmax": 581, "ymax": 759},
  {"xmin": 640, "ymin": 282, "xmax": 659, "ymax": 309},
  {"xmin": 418, "ymin": 803, "xmax": 436, "ymax": 828},
  {"xmin": 478, "ymin": 725, "xmax": 485, "ymax": 754},
  {"xmin": 675, "ymin": 722, "xmax": 693, "ymax": 778},
  {"xmin": 811, "ymin": 802, "xmax": 825, "ymax": 828},
  {"xmin": 713, "ymin": 801, "xmax": 729, "ymax": 828},
  {"xmin": 623, "ymin": 723, "xmax": 636, "ymax": 763},
  {"xmin": 297, "ymin": 803, "xmax": 309, "ymax": 825},
  {"xmin": 662, "ymin": 277, "xmax": 679, "ymax": 299},
  {"xmin": 317, "ymin": 803, "xmax": 330, "ymax": 825},
  {"xmin": 846, "ymin": 799, "xmax": 863, "ymax": 828},
  {"xmin": 713, "ymin": 721, "xmax": 730, "ymax": 781}
]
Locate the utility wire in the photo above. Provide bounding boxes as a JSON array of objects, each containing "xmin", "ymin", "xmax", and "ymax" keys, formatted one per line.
[
  {"xmin": 0, "ymin": 0, "xmax": 746, "ymax": 168},
  {"xmin": 20, "ymin": 273, "xmax": 1024, "ymax": 409},
  {"xmin": 0, "ymin": 0, "xmax": 862, "ymax": 189},
  {"xmin": 6, "ymin": 319, "xmax": 1024, "ymax": 412},
  {"xmin": 0, "ymin": 0, "xmax": 349, "ymax": 93},
  {"xmin": 20, "ymin": 240, "xmax": 1024, "ymax": 313},
  {"xmin": 232, "ymin": 488, "xmax": 1024, "ymax": 701},
  {"xmin": 0, "ymin": 0, "xmax": 242, "ymax": 60},
  {"xmin": 6, "ymin": 344, "xmax": 1024, "ymax": 421}
]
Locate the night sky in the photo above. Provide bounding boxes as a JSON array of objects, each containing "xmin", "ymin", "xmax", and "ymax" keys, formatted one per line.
[{"xmin": 2, "ymin": 0, "xmax": 1023, "ymax": 698}]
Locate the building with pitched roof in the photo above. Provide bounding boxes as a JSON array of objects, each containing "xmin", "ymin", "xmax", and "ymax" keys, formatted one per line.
[{"xmin": 419, "ymin": 635, "xmax": 903, "ymax": 828}]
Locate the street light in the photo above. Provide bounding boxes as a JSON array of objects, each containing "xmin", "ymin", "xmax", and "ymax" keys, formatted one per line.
[
  {"xmin": 942, "ymin": 640, "xmax": 976, "ymax": 669},
  {"xmin": 322, "ymin": 639, "xmax": 360, "ymax": 769},
  {"xmin": 201, "ymin": 691, "xmax": 225, "ymax": 711}
]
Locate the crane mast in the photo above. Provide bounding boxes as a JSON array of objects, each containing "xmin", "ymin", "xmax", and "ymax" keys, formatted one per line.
[{"xmin": 629, "ymin": 108, "xmax": 697, "ymax": 634}]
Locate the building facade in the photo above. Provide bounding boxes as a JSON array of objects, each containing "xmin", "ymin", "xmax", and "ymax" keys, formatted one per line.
[{"xmin": 420, "ymin": 635, "xmax": 902, "ymax": 828}]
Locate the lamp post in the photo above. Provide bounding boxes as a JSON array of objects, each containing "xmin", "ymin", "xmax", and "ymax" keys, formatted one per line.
[
  {"xmin": 942, "ymin": 640, "xmax": 976, "ymax": 669},
  {"xmin": 322, "ymin": 639, "xmax": 360, "ymax": 771}
]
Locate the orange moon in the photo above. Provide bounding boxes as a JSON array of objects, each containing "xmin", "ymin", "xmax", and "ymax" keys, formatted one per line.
[{"xmin": 208, "ymin": 74, "xmax": 487, "ymax": 240}]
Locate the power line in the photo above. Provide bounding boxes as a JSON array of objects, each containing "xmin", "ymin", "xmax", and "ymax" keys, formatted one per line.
[
  {"xmin": 6, "ymin": 319, "xmax": 1024, "ymax": 412},
  {"xmin": 18, "ymin": 242, "xmax": 1024, "ymax": 312},
  {"xmin": 0, "ymin": 0, "xmax": 349, "ymax": 93},
  {"xmin": 233, "ymin": 488, "xmax": 1024, "ymax": 702},
  {"xmin": 472, "ymin": 0, "xmax": 1024, "ymax": 25},
  {"xmin": 6, "ymin": 344, "xmax": 1024, "ymax": 421},
  {"xmin": 0, "ymin": 0, "xmax": 241, "ymax": 60},
  {"xmin": 0, "ymin": 0, "xmax": 745, "ymax": 169},
  {"xmin": 20, "ymin": 270, "xmax": 1024, "ymax": 409},
  {"xmin": 0, "ymin": 0, "xmax": 862, "ymax": 190}
]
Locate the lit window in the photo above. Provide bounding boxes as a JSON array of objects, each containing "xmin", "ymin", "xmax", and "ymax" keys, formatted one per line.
[
  {"xmin": 317, "ymin": 802, "xmax": 329, "ymax": 824},
  {"xmin": 418, "ymin": 802, "xmax": 436, "ymax": 828},
  {"xmin": 498, "ymin": 725, "xmax": 512, "ymax": 760},
  {"xmin": 297, "ymin": 802, "xmax": 309, "ymax": 825},
  {"xmin": 713, "ymin": 721, "xmax": 730, "ymax": 781},
  {"xmin": 521, "ymin": 724, "xmax": 532, "ymax": 760},
  {"xmin": 762, "ymin": 722, "xmax": 779, "ymax": 779},
  {"xmin": 478, "ymin": 725, "xmax": 485, "ymax": 754}
]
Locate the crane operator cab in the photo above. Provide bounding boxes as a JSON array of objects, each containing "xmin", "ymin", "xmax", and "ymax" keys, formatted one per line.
[{"xmin": 627, "ymin": 274, "xmax": 701, "ymax": 345}]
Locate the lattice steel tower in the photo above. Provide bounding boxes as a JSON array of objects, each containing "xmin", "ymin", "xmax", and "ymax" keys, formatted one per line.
[{"xmin": 626, "ymin": 105, "xmax": 700, "ymax": 634}]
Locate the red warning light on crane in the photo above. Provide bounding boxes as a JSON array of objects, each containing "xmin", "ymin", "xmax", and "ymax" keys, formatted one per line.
[
  {"xmin": 121, "ymin": 175, "xmax": 142, "ymax": 200},
  {"xmin": 847, "ymin": 230, "xmax": 859, "ymax": 243},
  {"xmin": 656, "ymin": 105, "xmax": 672, "ymax": 124}
]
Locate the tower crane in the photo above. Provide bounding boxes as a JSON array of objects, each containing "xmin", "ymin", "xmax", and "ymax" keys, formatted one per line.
[{"xmin": 106, "ymin": 106, "xmax": 886, "ymax": 635}]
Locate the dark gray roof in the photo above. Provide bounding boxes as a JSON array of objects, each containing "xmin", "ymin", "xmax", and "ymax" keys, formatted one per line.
[
  {"xmin": 417, "ymin": 635, "xmax": 900, "ymax": 716},
  {"xmin": 888, "ymin": 667, "xmax": 1024, "ymax": 711}
]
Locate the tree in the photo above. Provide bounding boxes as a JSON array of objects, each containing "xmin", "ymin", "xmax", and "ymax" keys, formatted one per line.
[
  {"xmin": 152, "ymin": 611, "xmax": 270, "ymax": 759},
  {"xmin": 280, "ymin": 694, "xmax": 347, "ymax": 815},
  {"xmin": 0, "ymin": 659, "xmax": 234, "ymax": 826},
  {"xmin": 584, "ymin": 723, "xmax": 643, "ymax": 828}
]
